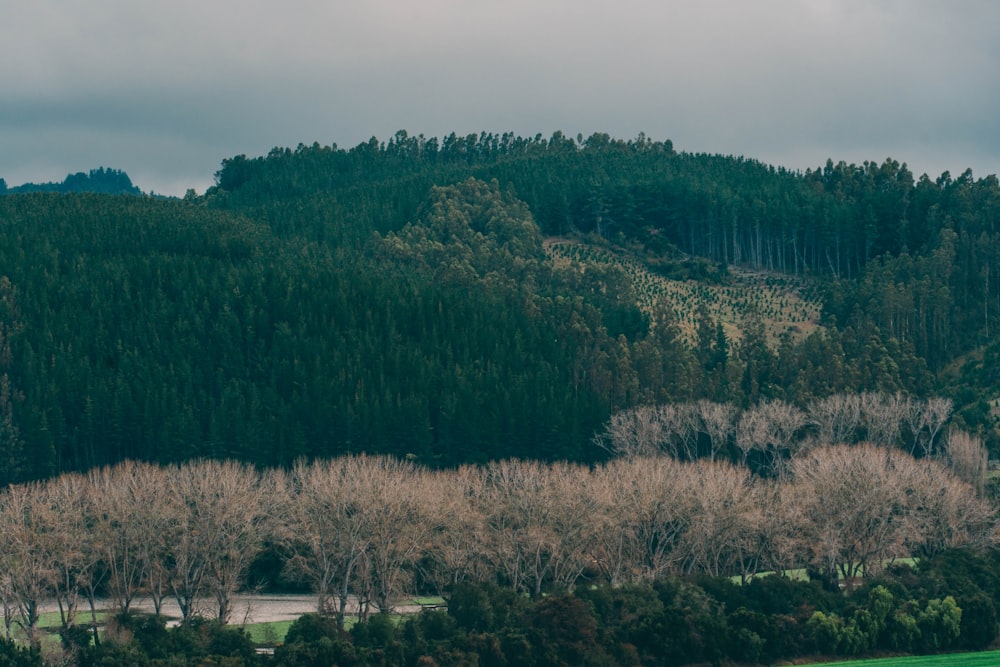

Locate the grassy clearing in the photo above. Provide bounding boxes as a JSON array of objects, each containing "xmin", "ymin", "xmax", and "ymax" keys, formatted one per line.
[
  {"xmin": 816, "ymin": 650, "xmax": 1000, "ymax": 666},
  {"xmin": 403, "ymin": 596, "xmax": 446, "ymax": 607},
  {"xmin": 545, "ymin": 240, "xmax": 822, "ymax": 346},
  {"xmin": 240, "ymin": 597, "xmax": 446, "ymax": 645},
  {"xmin": 243, "ymin": 619, "xmax": 295, "ymax": 645}
]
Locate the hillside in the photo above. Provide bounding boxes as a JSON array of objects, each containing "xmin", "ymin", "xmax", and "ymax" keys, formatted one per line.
[
  {"xmin": 545, "ymin": 238, "xmax": 823, "ymax": 346},
  {"xmin": 1, "ymin": 132, "xmax": 999, "ymax": 481}
]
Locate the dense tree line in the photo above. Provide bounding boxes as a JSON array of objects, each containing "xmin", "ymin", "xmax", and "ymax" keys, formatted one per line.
[
  {"xmin": 0, "ymin": 444, "xmax": 993, "ymax": 643},
  {"xmin": 5, "ymin": 151, "xmax": 993, "ymax": 478},
  {"xmin": 3, "ymin": 555, "xmax": 995, "ymax": 666},
  {"xmin": 0, "ymin": 444, "xmax": 995, "ymax": 664},
  {"xmin": 1, "ymin": 168, "xmax": 141, "ymax": 196},
  {"xmin": 0, "ymin": 185, "xmax": 626, "ymax": 479}
]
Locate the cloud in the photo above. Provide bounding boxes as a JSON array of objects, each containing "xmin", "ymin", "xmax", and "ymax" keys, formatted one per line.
[{"xmin": 2, "ymin": 1, "xmax": 998, "ymax": 194}]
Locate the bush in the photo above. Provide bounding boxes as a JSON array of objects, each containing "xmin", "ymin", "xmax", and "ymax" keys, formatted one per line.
[
  {"xmin": 529, "ymin": 594, "xmax": 607, "ymax": 666},
  {"xmin": 0, "ymin": 637, "xmax": 42, "ymax": 667},
  {"xmin": 447, "ymin": 582, "xmax": 526, "ymax": 633},
  {"xmin": 283, "ymin": 613, "xmax": 341, "ymax": 646},
  {"xmin": 957, "ymin": 592, "xmax": 998, "ymax": 649},
  {"xmin": 917, "ymin": 596, "xmax": 962, "ymax": 652}
]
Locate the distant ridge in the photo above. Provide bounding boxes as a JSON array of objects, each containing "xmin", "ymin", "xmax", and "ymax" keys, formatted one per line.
[{"xmin": 0, "ymin": 167, "xmax": 142, "ymax": 196}]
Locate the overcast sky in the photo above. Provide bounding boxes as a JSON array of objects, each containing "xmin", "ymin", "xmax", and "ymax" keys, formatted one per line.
[{"xmin": 2, "ymin": 1, "xmax": 998, "ymax": 196}]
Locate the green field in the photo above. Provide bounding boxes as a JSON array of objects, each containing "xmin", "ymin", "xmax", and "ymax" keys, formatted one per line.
[
  {"xmin": 243, "ymin": 619, "xmax": 295, "ymax": 645},
  {"xmin": 817, "ymin": 651, "xmax": 1000, "ymax": 666}
]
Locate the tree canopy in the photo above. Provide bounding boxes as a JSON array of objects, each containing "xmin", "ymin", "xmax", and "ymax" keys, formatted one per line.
[{"xmin": 0, "ymin": 132, "xmax": 998, "ymax": 479}]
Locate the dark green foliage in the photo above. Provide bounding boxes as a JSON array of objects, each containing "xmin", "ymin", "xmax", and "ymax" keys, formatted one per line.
[
  {"xmin": 447, "ymin": 582, "xmax": 528, "ymax": 634},
  {"xmin": 61, "ymin": 554, "xmax": 1000, "ymax": 666},
  {"xmin": 78, "ymin": 613, "xmax": 259, "ymax": 666},
  {"xmin": 528, "ymin": 594, "xmax": 611, "ymax": 667},
  {"xmin": 0, "ymin": 637, "xmax": 41, "ymax": 667},
  {"xmin": 276, "ymin": 613, "xmax": 359, "ymax": 667},
  {"xmin": 2, "ymin": 132, "xmax": 999, "ymax": 475},
  {"xmin": 282, "ymin": 613, "xmax": 340, "ymax": 646},
  {"xmin": 4, "ymin": 167, "xmax": 142, "ymax": 195}
]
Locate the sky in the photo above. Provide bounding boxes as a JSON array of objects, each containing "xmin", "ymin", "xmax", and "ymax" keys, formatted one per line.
[{"xmin": 2, "ymin": 1, "xmax": 999, "ymax": 196}]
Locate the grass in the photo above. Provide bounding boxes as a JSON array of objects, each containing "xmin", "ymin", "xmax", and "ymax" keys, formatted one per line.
[
  {"xmin": 403, "ymin": 596, "xmax": 446, "ymax": 607},
  {"xmin": 239, "ymin": 596, "xmax": 446, "ymax": 645},
  {"xmin": 243, "ymin": 619, "xmax": 295, "ymax": 645},
  {"xmin": 5, "ymin": 595, "xmax": 450, "ymax": 651},
  {"xmin": 815, "ymin": 650, "xmax": 1000, "ymax": 666}
]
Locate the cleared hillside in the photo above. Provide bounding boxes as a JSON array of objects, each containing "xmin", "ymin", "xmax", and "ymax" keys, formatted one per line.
[{"xmin": 545, "ymin": 239, "xmax": 823, "ymax": 346}]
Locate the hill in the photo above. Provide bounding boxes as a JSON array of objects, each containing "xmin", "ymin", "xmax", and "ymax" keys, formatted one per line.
[
  {"xmin": 1, "ymin": 167, "xmax": 142, "ymax": 195},
  {"xmin": 1, "ymin": 131, "xmax": 999, "ymax": 481}
]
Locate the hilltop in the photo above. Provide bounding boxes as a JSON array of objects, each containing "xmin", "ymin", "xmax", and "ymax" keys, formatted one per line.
[{"xmin": 1, "ymin": 167, "xmax": 142, "ymax": 196}]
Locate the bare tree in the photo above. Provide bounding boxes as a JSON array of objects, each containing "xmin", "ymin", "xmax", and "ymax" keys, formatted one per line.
[
  {"xmin": 38, "ymin": 473, "xmax": 105, "ymax": 640},
  {"xmin": 735, "ymin": 407, "xmax": 767, "ymax": 466},
  {"xmin": 903, "ymin": 460, "xmax": 997, "ymax": 558},
  {"xmin": 594, "ymin": 405, "xmax": 672, "ymax": 458},
  {"xmin": 0, "ymin": 483, "xmax": 54, "ymax": 646},
  {"xmin": 420, "ymin": 466, "xmax": 491, "ymax": 592},
  {"xmin": 363, "ymin": 458, "xmax": 441, "ymax": 613},
  {"xmin": 283, "ymin": 457, "xmax": 374, "ymax": 626},
  {"xmin": 736, "ymin": 400, "xmax": 808, "ymax": 475},
  {"xmin": 284, "ymin": 455, "xmax": 438, "ymax": 622},
  {"xmin": 790, "ymin": 444, "xmax": 915, "ymax": 584},
  {"xmin": 908, "ymin": 397, "xmax": 954, "ymax": 458},
  {"xmin": 758, "ymin": 481, "xmax": 804, "ymax": 576},
  {"xmin": 860, "ymin": 392, "xmax": 912, "ymax": 448},
  {"xmin": 166, "ymin": 460, "xmax": 269, "ymax": 623},
  {"xmin": 589, "ymin": 457, "xmax": 694, "ymax": 585},
  {"xmin": 696, "ymin": 400, "xmax": 736, "ymax": 461},
  {"xmin": 682, "ymin": 461, "xmax": 765, "ymax": 581},
  {"xmin": 944, "ymin": 428, "xmax": 988, "ymax": 494},
  {"xmin": 808, "ymin": 393, "xmax": 863, "ymax": 445},
  {"xmin": 88, "ymin": 461, "xmax": 174, "ymax": 615},
  {"xmin": 476, "ymin": 459, "xmax": 596, "ymax": 597}
]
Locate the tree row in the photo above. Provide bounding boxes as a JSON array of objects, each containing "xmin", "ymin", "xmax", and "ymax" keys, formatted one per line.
[{"xmin": 1, "ymin": 445, "xmax": 993, "ymax": 647}]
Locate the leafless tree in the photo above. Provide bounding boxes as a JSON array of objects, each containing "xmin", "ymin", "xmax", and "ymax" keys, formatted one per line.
[
  {"xmin": 909, "ymin": 397, "xmax": 954, "ymax": 458},
  {"xmin": 696, "ymin": 400, "xmax": 736, "ymax": 461},
  {"xmin": 38, "ymin": 473, "xmax": 105, "ymax": 638},
  {"xmin": 682, "ymin": 461, "xmax": 765, "ymax": 581},
  {"xmin": 420, "ymin": 466, "xmax": 491, "ymax": 592},
  {"xmin": 594, "ymin": 405, "xmax": 672, "ymax": 458},
  {"xmin": 284, "ymin": 455, "xmax": 439, "ymax": 621},
  {"xmin": 758, "ymin": 481, "xmax": 804, "ymax": 576},
  {"xmin": 903, "ymin": 459, "xmax": 997, "ymax": 558},
  {"xmin": 860, "ymin": 392, "xmax": 912, "ymax": 448},
  {"xmin": 589, "ymin": 457, "xmax": 694, "ymax": 585},
  {"xmin": 363, "ymin": 458, "xmax": 442, "ymax": 613},
  {"xmin": 475, "ymin": 459, "xmax": 596, "ymax": 597},
  {"xmin": 735, "ymin": 400, "xmax": 808, "ymax": 475},
  {"xmin": 166, "ymin": 460, "xmax": 269, "ymax": 623},
  {"xmin": 790, "ymin": 444, "xmax": 916, "ymax": 584},
  {"xmin": 285, "ymin": 457, "xmax": 368, "ymax": 627},
  {"xmin": 0, "ymin": 483, "xmax": 54, "ymax": 646},
  {"xmin": 282, "ymin": 457, "xmax": 374, "ymax": 626},
  {"xmin": 672, "ymin": 403, "xmax": 702, "ymax": 461},
  {"xmin": 807, "ymin": 393, "xmax": 863, "ymax": 445},
  {"xmin": 944, "ymin": 428, "xmax": 989, "ymax": 494},
  {"xmin": 88, "ymin": 461, "xmax": 175, "ymax": 616}
]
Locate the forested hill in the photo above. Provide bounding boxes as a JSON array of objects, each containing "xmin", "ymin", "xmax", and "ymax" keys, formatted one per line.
[
  {"xmin": 1, "ymin": 167, "xmax": 142, "ymax": 196},
  {"xmin": 1, "ymin": 131, "xmax": 999, "ymax": 483}
]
